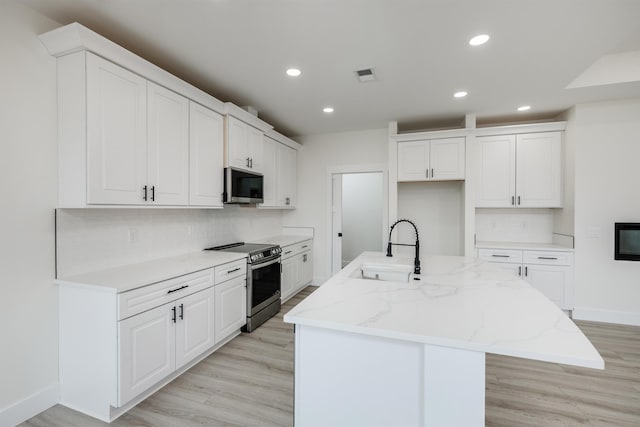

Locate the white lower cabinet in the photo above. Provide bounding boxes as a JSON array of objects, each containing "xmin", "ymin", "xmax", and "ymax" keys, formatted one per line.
[
  {"xmin": 281, "ymin": 240, "xmax": 313, "ymax": 302},
  {"xmin": 214, "ymin": 275, "xmax": 247, "ymax": 343},
  {"xmin": 478, "ymin": 247, "xmax": 574, "ymax": 310}
]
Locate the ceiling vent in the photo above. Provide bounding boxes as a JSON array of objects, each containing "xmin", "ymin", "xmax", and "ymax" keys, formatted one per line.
[{"xmin": 355, "ymin": 68, "xmax": 376, "ymax": 82}]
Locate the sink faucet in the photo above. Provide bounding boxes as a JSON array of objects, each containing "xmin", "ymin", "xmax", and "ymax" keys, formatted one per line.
[{"xmin": 386, "ymin": 219, "xmax": 420, "ymax": 275}]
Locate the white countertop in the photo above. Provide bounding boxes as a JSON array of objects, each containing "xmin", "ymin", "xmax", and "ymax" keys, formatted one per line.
[
  {"xmin": 254, "ymin": 235, "xmax": 312, "ymax": 248},
  {"xmin": 56, "ymin": 251, "xmax": 247, "ymax": 294},
  {"xmin": 284, "ymin": 252, "xmax": 603, "ymax": 369},
  {"xmin": 476, "ymin": 241, "xmax": 574, "ymax": 252}
]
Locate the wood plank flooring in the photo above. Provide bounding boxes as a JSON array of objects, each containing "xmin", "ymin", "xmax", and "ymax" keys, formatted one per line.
[{"xmin": 22, "ymin": 287, "xmax": 640, "ymax": 426}]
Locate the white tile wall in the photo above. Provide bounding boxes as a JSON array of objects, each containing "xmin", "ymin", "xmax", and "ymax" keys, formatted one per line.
[
  {"xmin": 56, "ymin": 207, "xmax": 282, "ymax": 277},
  {"xmin": 475, "ymin": 208, "xmax": 554, "ymax": 243}
]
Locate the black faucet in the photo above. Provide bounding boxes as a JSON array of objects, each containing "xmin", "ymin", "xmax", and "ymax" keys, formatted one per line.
[{"xmin": 386, "ymin": 219, "xmax": 420, "ymax": 275}]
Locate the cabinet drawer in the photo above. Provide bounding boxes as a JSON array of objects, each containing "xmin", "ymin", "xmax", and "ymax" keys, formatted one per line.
[
  {"xmin": 523, "ymin": 251, "xmax": 573, "ymax": 266},
  {"xmin": 214, "ymin": 259, "xmax": 247, "ymax": 284},
  {"xmin": 477, "ymin": 249, "xmax": 522, "ymax": 264},
  {"xmin": 282, "ymin": 240, "xmax": 312, "ymax": 260},
  {"xmin": 118, "ymin": 269, "xmax": 213, "ymax": 320}
]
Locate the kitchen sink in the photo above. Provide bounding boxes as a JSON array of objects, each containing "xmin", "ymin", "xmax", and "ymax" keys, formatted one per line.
[{"xmin": 352, "ymin": 262, "xmax": 413, "ymax": 283}]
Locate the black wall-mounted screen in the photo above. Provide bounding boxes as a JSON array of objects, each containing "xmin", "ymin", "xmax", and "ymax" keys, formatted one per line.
[{"xmin": 614, "ymin": 223, "xmax": 640, "ymax": 261}]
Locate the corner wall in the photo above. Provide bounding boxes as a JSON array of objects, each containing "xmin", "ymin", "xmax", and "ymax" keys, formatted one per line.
[
  {"xmin": 572, "ymin": 98, "xmax": 640, "ymax": 325},
  {"xmin": 0, "ymin": 2, "xmax": 61, "ymax": 424}
]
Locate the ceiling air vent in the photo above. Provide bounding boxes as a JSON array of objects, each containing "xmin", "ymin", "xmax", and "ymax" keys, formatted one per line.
[{"xmin": 355, "ymin": 68, "xmax": 376, "ymax": 82}]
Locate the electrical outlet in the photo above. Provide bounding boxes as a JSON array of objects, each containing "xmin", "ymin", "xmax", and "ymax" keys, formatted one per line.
[{"xmin": 128, "ymin": 228, "xmax": 138, "ymax": 243}]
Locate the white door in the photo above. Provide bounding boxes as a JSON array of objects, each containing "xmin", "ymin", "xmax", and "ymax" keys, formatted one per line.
[
  {"xmin": 189, "ymin": 102, "xmax": 224, "ymax": 207},
  {"xmin": 261, "ymin": 136, "xmax": 277, "ymax": 207},
  {"xmin": 86, "ymin": 53, "xmax": 147, "ymax": 205},
  {"xmin": 397, "ymin": 140, "xmax": 429, "ymax": 181},
  {"xmin": 175, "ymin": 288, "xmax": 214, "ymax": 369},
  {"xmin": 331, "ymin": 174, "xmax": 343, "ymax": 275},
  {"xmin": 475, "ymin": 135, "xmax": 516, "ymax": 207},
  {"xmin": 226, "ymin": 116, "xmax": 250, "ymax": 171},
  {"xmin": 516, "ymin": 132, "xmax": 563, "ymax": 208},
  {"xmin": 523, "ymin": 264, "xmax": 567, "ymax": 308},
  {"xmin": 147, "ymin": 82, "xmax": 189, "ymax": 205},
  {"xmin": 277, "ymin": 143, "xmax": 297, "ymax": 207},
  {"xmin": 281, "ymin": 255, "xmax": 296, "ymax": 301},
  {"xmin": 430, "ymin": 137, "xmax": 465, "ymax": 180},
  {"xmin": 214, "ymin": 276, "xmax": 247, "ymax": 343},
  {"xmin": 247, "ymin": 125, "xmax": 264, "ymax": 172},
  {"xmin": 118, "ymin": 302, "xmax": 175, "ymax": 405}
]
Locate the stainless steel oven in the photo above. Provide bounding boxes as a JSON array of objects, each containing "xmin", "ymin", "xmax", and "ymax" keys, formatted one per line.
[{"xmin": 205, "ymin": 242, "xmax": 282, "ymax": 332}]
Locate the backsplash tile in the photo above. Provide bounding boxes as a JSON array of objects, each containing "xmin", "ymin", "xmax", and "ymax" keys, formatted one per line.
[
  {"xmin": 475, "ymin": 208, "xmax": 554, "ymax": 243},
  {"xmin": 56, "ymin": 207, "xmax": 282, "ymax": 277}
]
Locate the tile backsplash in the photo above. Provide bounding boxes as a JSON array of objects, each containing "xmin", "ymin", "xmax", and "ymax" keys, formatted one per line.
[
  {"xmin": 56, "ymin": 207, "xmax": 282, "ymax": 277},
  {"xmin": 475, "ymin": 208, "xmax": 555, "ymax": 243}
]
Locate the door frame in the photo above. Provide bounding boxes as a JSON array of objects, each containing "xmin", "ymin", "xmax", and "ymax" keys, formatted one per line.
[{"xmin": 326, "ymin": 164, "xmax": 389, "ymax": 275}]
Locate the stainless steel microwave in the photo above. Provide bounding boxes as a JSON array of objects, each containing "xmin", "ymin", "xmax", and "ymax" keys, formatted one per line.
[{"xmin": 223, "ymin": 167, "xmax": 264, "ymax": 204}]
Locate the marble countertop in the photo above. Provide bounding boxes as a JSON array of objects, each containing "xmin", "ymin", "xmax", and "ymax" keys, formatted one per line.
[
  {"xmin": 476, "ymin": 241, "xmax": 574, "ymax": 252},
  {"xmin": 56, "ymin": 251, "xmax": 247, "ymax": 294},
  {"xmin": 253, "ymin": 234, "xmax": 312, "ymax": 248},
  {"xmin": 284, "ymin": 252, "xmax": 603, "ymax": 369}
]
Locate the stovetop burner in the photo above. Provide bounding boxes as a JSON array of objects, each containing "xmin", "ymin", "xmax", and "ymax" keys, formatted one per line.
[{"xmin": 204, "ymin": 242, "xmax": 282, "ymax": 264}]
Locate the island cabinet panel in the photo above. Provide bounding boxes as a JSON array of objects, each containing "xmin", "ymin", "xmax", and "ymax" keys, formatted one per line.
[{"xmin": 475, "ymin": 132, "xmax": 562, "ymax": 208}]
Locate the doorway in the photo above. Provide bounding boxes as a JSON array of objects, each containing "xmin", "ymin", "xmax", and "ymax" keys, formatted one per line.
[{"xmin": 330, "ymin": 170, "xmax": 387, "ymax": 275}]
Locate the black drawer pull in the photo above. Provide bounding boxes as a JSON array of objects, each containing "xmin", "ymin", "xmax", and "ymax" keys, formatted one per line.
[
  {"xmin": 179, "ymin": 303, "xmax": 184, "ymax": 320},
  {"xmin": 171, "ymin": 306, "xmax": 177, "ymax": 323},
  {"xmin": 167, "ymin": 285, "xmax": 189, "ymax": 294},
  {"xmin": 491, "ymin": 255, "xmax": 510, "ymax": 258},
  {"xmin": 537, "ymin": 256, "xmax": 558, "ymax": 260},
  {"xmin": 227, "ymin": 267, "xmax": 241, "ymax": 274},
  {"xmin": 284, "ymin": 250, "xmax": 293, "ymax": 255},
  {"xmin": 302, "ymin": 245, "xmax": 308, "ymax": 249}
]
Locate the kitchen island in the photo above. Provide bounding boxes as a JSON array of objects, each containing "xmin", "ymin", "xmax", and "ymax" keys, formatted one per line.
[{"xmin": 283, "ymin": 252, "xmax": 603, "ymax": 427}]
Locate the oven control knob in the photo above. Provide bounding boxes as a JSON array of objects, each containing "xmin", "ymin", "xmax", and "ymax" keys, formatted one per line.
[{"xmin": 251, "ymin": 255, "xmax": 257, "ymax": 262}]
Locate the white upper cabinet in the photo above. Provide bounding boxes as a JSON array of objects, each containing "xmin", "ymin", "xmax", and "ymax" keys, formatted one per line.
[
  {"xmin": 86, "ymin": 53, "xmax": 147, "ymax": 205},
  {"xmin": 189, "ymin": 102, "xmax": 224, "ymax": 207},
  {"xmin": 397, "ymin": 137, "xmax": 465, "ymax": 182},
  {"xmin": 476, "ymin": 131, "xmax": 562, "ymax": 208},
  {"xmin": 260, "ymin": 134, "xmax": 298, "ymax": 209},
  {"xmin": 147, "ymin": 82, "xmax": 189, "ymax": 205},
  {"xmin": 225, "ymin": 116, "xmax": 264, "ymax": 173}
]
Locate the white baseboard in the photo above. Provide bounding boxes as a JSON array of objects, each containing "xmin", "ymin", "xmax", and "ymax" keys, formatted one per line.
[
  {"xmin": 0, "ymin": 383, "xmax": 59, "ymax": 427},
  {"xmin": 573, "ymin": 307, "xmax": 640, "ymax": 326}
]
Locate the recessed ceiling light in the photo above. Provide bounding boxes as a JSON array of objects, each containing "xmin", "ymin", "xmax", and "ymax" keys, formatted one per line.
[
  {"xmin": 286, "ymin": 68, "xmax": 301, "ymax": 77},
  {"xmin": 517, "ymin": 105, "xmax": 531, "ymax": 112},
  {"xmin": 469, "ymin": 34, "xmax": 490, "ymax": 46},
  {"xmin": 323, "ymin": 107, "xmax": 334, "ymax": 113},
  {"xmin": 454, "ymin": 91, "xmax": 468, "ymax": 98}
]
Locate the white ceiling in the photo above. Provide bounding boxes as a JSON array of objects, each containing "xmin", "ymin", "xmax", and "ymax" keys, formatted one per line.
[{"xmin": 23, "ymin": 0, "xmax": 640, "ymax": 137}]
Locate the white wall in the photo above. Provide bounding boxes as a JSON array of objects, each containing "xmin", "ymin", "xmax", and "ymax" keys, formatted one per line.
[
  {"xmin": 341, "ymin": 173, "xmax": 383, "ymax": 266},
  {"xmin": 572, "ymin": 98, "xmax": 640, "ymax": 325},
  {"xmin": 476, "ymin": 208, "xmax": 555, "ymax": 243},
  {"xmin": 283, "ymin": 128, "xmax": 388, "ymax": 283},
  {"xmin": 0, "ymin": 1, "xmax": 61, "ymax": 423},
  {"xmin": 56, "ymin": 208, "xmax": 283, "ymax": 277}
]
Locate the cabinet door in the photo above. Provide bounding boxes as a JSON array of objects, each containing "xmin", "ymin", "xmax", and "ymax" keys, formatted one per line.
[
  {"xmin": 261, "ymin": 136, "xmax": 277, "ymax": 207},
  {"xmin": 147, "ymin": 82, "xmax": 189, "ymax": 205},
  {"xmin": 486, "ymin": 261, "xmax": 522, "ymax": 277},
  {"xmin": 475, "ymin": 135, "xmax": 516, "ymax": 207},
  {"xmin": 300, "ymin": 251, "xmax": 313, "ymax": 287},
  {"xmin": 118, "ymin": 302, "xmax": 175, "ymax": 405},
  {"xmin": 226, "ymin": 116, "xmax": 250, "ymax": 170},
  {"xmin": 523, "ymin": 264, "xmax": 568, "ymax": 309},
  {"xmin": 516, "ymin": 132, "xmax": 563, "ymax": 208},
  {"xmin": 175, "ymin": 288, "xmax": 215, "ymax": 369},
  {"xmin": 277, "ymin": 143, "xmax": 297, "ymax": 207},
  {"xmin": 248, "ymin": 125, "xmax": 264, "ymax": 173},
  {"xmin": 430, "ymin": 138, "xmax": 465, "ymax": 180},
  {"xmin": 189, "ymin": 102, "xmax": 224, "ymax": 207},
  {"xmin": 214, "ymin": 276, "xmax": 247, "ymax": 343},
  {"xmin": 281, "ymin": 255, "xmax": 297, "ymax": 301},
  {"xmin": 397, "ymin": 140, "xmax": 429, "ymax": 181},
  {"xmin": 86, "ymin": 53, "xmax": 147, "ymax": 205}
]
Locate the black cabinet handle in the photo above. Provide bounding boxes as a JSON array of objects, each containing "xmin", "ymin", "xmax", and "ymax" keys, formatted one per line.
[
  {"xmin": 524, "ymin": 266, "xmax": 528, "ymax": 276},
  {"xmin": 431, "ymin": 168, "xmax": 434, "ymax": 178},
  {"xmin": 537, "ymin": 256, "xmax": 558, "ymax": 260},
  {"xmin": 171, "ymin": 306, "xmax": 177, "ymax": 323},
  {"xmin": 246, "ymin": 157, "xmax": 250, "ymax": 167},
  {"xmin": 179, "ymin": 304, "xmax": 184, "ymax": 320},
  {"xmin": 517, "ymin": 196, "xmax": 521, "ymax": 205},
  {"xmin": 518, "ymin": 266, "xmax": 522, "ymax": 276},
  {"xmin": 227, "ymin": 267, "xmax": 241, "ymax": 274},
  {"xmin": 491, "ymin": 254, "xmax": 509, "ymax": 258},
  {"xmin": 167, "ymin": 285, "xmax": 189, "ymax": 294},
  {"xmin": 250, "ymin": 158, "xmax": 253, "ymax": 168},
  {"xmin": 151, "ymin": 186, "xmax": 155, "ymax": 201},
  {"xmin": 302, "ymin": 245, "xmax": 308, "ymax": 249},
  {"xmin": 511, "ymin": 196, "xmax": 515, "ymax": 206},
  {"xmin": 143, "ymin": 185, "xmax": 148, "ymax": 201},
  {"xmin": 284, "ymin": 250, "xmax": 292, "ymax": 255}
]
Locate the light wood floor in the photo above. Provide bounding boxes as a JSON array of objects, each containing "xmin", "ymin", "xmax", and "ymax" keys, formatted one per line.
[{"xmin": 22, "ymin": 286, "xmax": 640, "ymax": 426}]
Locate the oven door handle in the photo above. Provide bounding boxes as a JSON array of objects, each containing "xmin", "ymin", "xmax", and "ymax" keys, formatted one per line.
[{"xmin": 250, "ymin": 256, "xmax": 281, "ymax": 270}]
